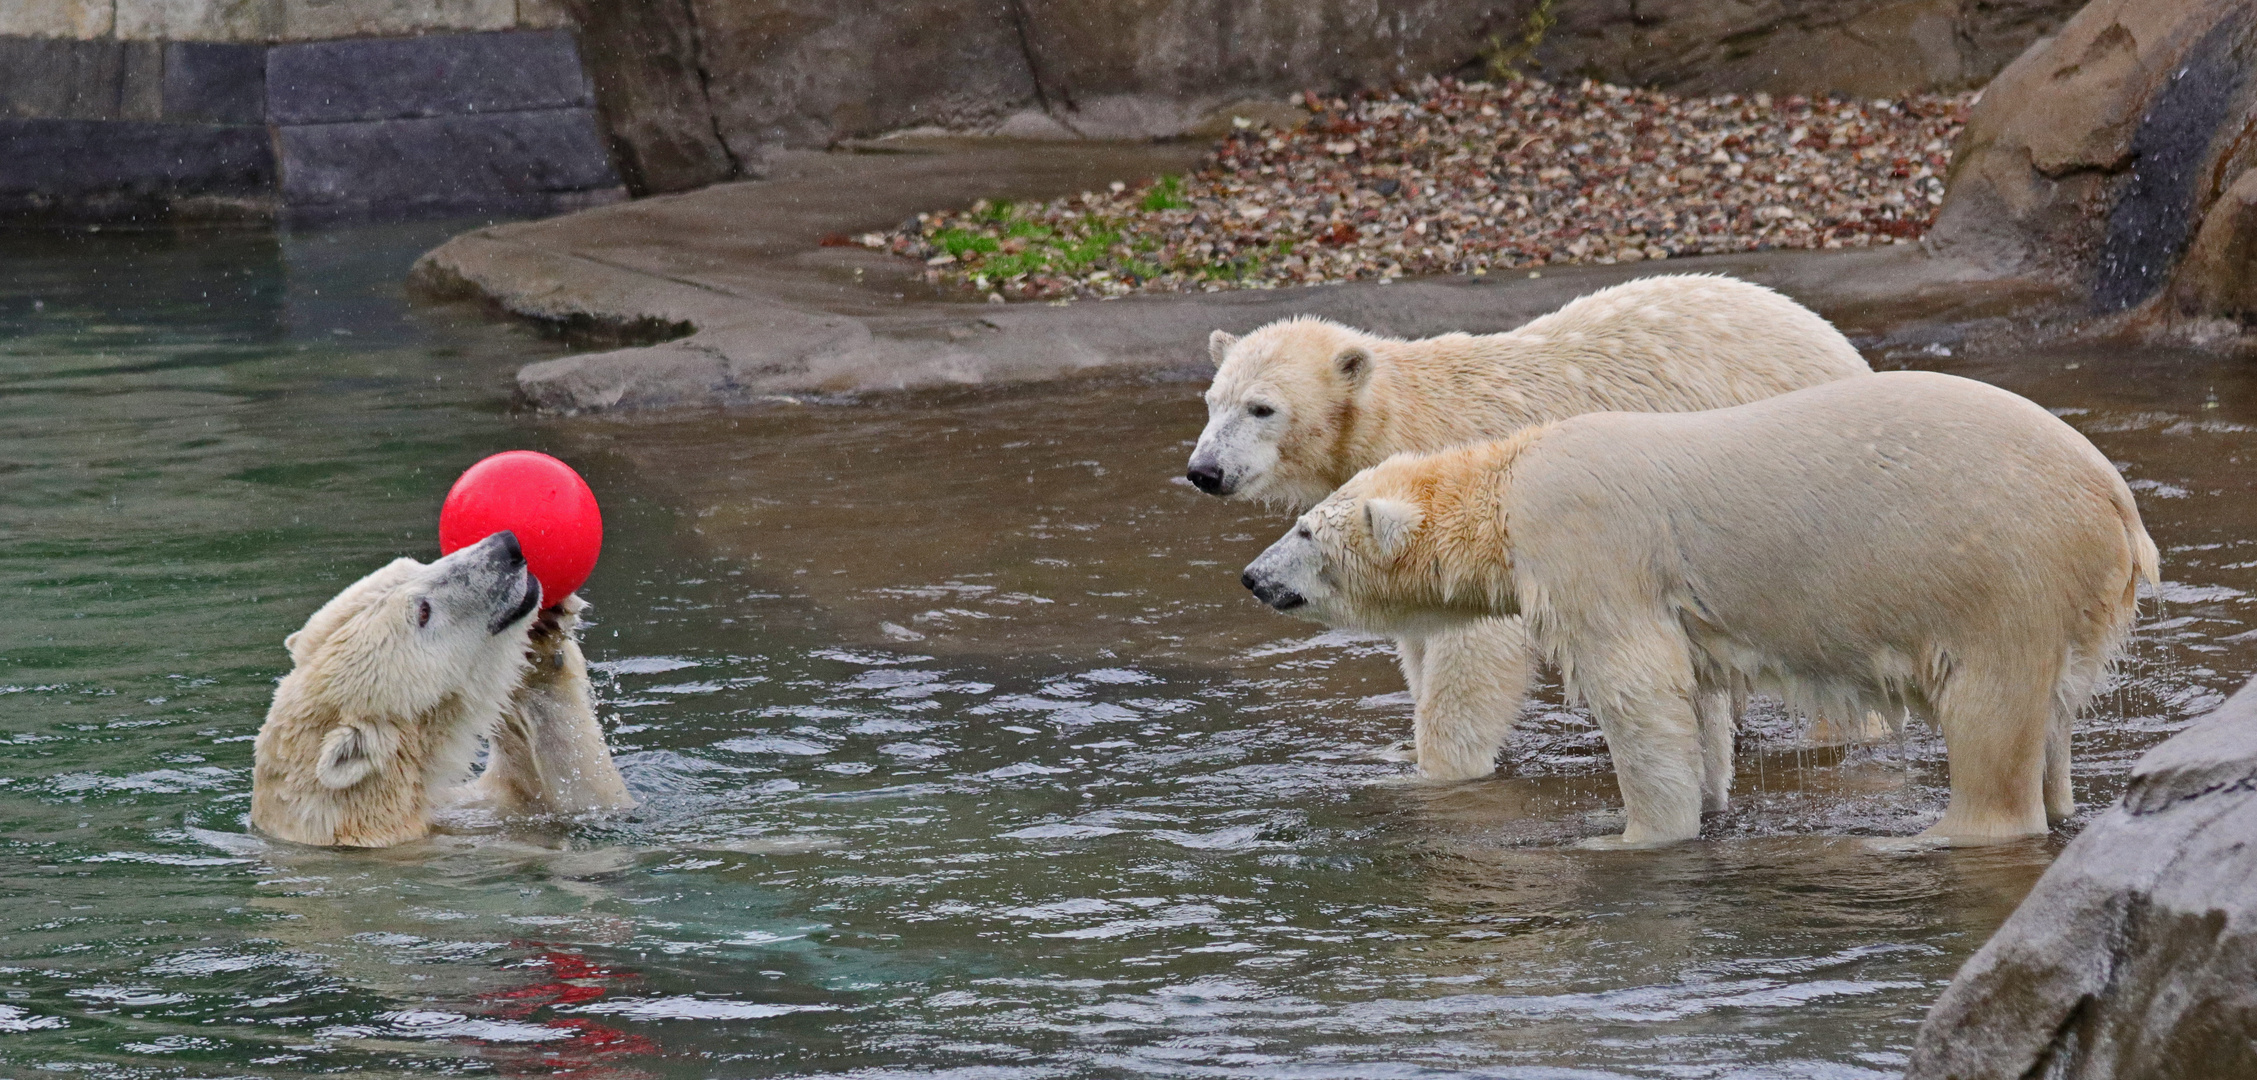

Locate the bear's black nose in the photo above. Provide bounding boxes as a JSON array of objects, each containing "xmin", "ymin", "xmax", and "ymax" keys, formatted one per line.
[
  {"xmin": 1186, "ymin": 465, "xmax": 1225, "ymax": 494},
  {"xmin": 1240, "ymin": 573, "xmax": 1305, "ymax": 610},
  {"xmin": 492, "ymin": 530, "xmax": 525, "ymax": 566}
]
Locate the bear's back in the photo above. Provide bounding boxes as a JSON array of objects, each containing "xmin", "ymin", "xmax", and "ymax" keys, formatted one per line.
[{"xmin": 1383, "ymin": 275, "xmax": 1870, "ymax": 454}]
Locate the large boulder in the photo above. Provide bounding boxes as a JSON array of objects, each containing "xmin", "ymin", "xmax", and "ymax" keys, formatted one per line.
[
  {"xmin": 1930, "ymin": 0, "xmax": 2257, "ymax": 322},
  {"xmin": 1905, "ymin": 674, "xmax": 2257, "ymax": 1079}
]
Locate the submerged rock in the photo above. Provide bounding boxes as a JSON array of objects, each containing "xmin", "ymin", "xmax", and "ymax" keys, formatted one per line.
[{"xmin": 1905, "ymin": 674, "xmax": 2257, "ymax": 1079}]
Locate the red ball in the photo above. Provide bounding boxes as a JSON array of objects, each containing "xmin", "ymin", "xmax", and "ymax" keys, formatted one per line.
[{"xmin": 438, "ymin": 451, "xmax": 602, "ymax": 606}]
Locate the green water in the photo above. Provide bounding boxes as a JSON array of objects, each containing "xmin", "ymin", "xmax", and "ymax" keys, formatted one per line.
[{"xmin": 2, "ymin": 225, "xmax": 2251, "ymax": 1078}]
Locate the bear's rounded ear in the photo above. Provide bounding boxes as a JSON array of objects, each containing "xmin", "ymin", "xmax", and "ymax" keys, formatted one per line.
[
  {"xmin": 1363, "ymin": 497, "xmax": 1424, "ymax": 559},
  {"xmin": 1207, "ymin": 329, "xmax": 1239, "ymax": 368},
  {"xmin": 315, "ymin": 721, "xmax": 398, "ymax": 791},
  {"xmin": 1335, "ymin": 345, "xmax": 1374, "ymax": 384},
  {"xmin": 316, "ymin": 724, "xmax": 378, "ymax": 790}
]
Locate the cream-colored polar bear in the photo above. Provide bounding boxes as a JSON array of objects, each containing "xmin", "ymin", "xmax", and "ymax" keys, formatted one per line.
[
  {"xmin": 1188, "ymin": 275, "xmax": 1871, "ymax": 780},
  {"xmin": 1241, "ymin": 371, "xmax": 2156, "ymax": 847},
  {"xmin": 250, "ymin": 533, "xmax": 632, "ymax": 847}
]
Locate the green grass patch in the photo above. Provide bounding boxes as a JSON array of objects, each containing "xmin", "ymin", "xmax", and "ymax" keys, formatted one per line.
[
  {"xmin": 1052, "ymin": 230, "xmax": 1123, "ymax": 272},
  {"xmin": 983, "ymin": 250, "xmax": 1050, "ymax": 279},
  {"xmin": 936, "ymin": 228, "xmax": 999, "ymax": 258},
  {"xmin": 1140, "ymin": 174, "xmax": 1190, "ymax": 212}
]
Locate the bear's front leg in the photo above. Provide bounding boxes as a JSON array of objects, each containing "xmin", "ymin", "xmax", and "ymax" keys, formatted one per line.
[
  {"xmin": 1570, "ymin": 635, "xmax": 1705, "ymax": 849},
  {"xmin": 1410, "ymin": 617, "xmax": 1538, "ymax": 781},
  {"xmin": 471, "ymin": 595, "xmax": 633, "ymax": 816}
]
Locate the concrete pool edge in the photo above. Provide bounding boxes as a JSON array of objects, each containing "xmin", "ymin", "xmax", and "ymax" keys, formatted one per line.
[{"xmin": 408, "ymin": 140, "xmax": 2074, "ymax": 414}]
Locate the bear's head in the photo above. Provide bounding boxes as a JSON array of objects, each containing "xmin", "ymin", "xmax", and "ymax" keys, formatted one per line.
[
  {"xmin": 251, "ymin": 532, "xmax": 544, "ymax": 847},
  {"xmin": 1188, "ymin": 317, "xmax": 1387, "ymax": 509},
  {"xmin": 1240, "ymin": 441, "xmax": 1523, "ymax": 635}
]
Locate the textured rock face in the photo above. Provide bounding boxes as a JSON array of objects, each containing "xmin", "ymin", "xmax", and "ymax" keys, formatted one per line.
[
  {"xmin": 1905, "ymin": 674, "xmax": 2257, "ymax": 1080},
  {"xmin": 693, "ymin": 0, "xmax": 1038, "ymax": 153},
  {"xmin": 548, "ymin": 0, "xmax": 733, "ymax": 195},
  {"xmin": 1930, "ymin": 0, "xmax": 2257, "ymax": 321},
  {"xmin": 1011, "ymin": 0, "xmax": 1523, "ymax": 124},
  {"xmin": 1534, "ymin": 0, "xmax": 2080, "ymax": 99},
  {"xmin": 2170, "ymin": 169, "xmax": 2257, "ymax": 321},
  {"xmin": 567, "ymin": 0, "xmax": 2078, "ymax": 195}
]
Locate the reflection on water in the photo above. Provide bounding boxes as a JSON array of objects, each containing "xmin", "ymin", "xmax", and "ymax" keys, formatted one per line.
[{"xmin": 1, "ymin": 226, "xmax": 2251, "ymax": 1078}]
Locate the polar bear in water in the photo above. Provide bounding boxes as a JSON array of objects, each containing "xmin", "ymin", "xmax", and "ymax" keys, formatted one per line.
[
  {"xmin": 1186, "ymin": 275, "xmax": 1872, "ymax": 780},
  {"xmin": 1241, "ymin": 371, "xmax": 2155, "ymax": 847},
  {"xmin": 250, "ymin": 532, "xmax": 631, "ymax": 847}
]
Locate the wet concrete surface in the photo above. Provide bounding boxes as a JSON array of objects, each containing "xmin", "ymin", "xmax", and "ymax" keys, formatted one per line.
[{"xmin": 411, "ymin": 138, "xmax": 2069, "ymax": 411}]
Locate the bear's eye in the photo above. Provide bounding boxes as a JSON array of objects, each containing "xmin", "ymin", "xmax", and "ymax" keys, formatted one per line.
[
  {"xmin": 1247, "ymin": 403, "xmax": 1275, "ymax": 418},
  {"xmin": 414, "ymin": 599, "xmax": 433, "ymax": 629}
]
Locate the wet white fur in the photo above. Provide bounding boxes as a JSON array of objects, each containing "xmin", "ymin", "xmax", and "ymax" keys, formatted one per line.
[
  {"xmin": 1193, "ymin": 274, "xmax": 1870, "ymax": 780},
  {"xmin": 250, "ymin": 541, "xmax": 629, "ymax": 847},
  {"xmin": 1245, "ymin": 371, "xmax": 2157, "ymax": 848},
  {"xmin": 461, "ymin": 594, "xmax": 634, "ymax": 819}
]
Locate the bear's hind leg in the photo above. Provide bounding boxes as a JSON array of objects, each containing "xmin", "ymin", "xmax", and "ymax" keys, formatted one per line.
[
  {"xmin": 2043, "ymin": 642, "xmax": 2111, "ymax": 823},
  {"xmin": 2044, "ymin": 721, "xmax": 2074, "ymax": 823},
  {"xmin": 1697, "ymin": 685, "xmax": 1735, "ymax": 814},
  {"xmin": 1411, "ymin": 618, "xmax": 1538, "ymax": 782},
  {"xmin": 1919, "ymin": 656, "xmax": 2052, "ymax": 844}
]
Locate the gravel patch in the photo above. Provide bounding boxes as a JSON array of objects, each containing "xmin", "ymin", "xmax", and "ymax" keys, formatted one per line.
[{"xmin": 864, "ymin": 75, "xmax": 1972, "ymax": 303}]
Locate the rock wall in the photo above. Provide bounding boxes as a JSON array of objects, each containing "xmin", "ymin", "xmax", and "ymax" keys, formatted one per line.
[
  {"xmin": 1534, "ymin": 0, "xmax": 2081, "ymax": 99},
  {"xmin": 0, "ymin": 28, "xmax": 623, "ymax": 221},
  {"xmin": 1930, "ymin": 0, "xmax": 2257, "ymax": 325},
  {"xmin": 0, "ymin": 0, "xmax": 572, "ymax": 42},
  {"xmin": 0, "ymin": 0, "xmax": 2096, "ymax": 217},
  {"xmin": 569, "ymin": 0, "xmax": 2085, "ymax": 196}
]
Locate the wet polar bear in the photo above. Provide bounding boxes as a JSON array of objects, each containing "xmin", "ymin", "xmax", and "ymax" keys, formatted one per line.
[
  {"xmin": 1188, "ymin": 275, "xmax": 1870, "ymax": 780},
  {"xmin": 250, "ymin": 532, "xmax": 632, "ymax": 847},
  {"xmin": 1241, "ymin": 371, "xmax": 2157, "ymax": 847}
]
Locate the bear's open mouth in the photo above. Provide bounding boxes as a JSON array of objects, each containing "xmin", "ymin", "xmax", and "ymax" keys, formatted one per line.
[{"xmin": 489, "ymin": 571, "xmax": 542, "ymax": 634}]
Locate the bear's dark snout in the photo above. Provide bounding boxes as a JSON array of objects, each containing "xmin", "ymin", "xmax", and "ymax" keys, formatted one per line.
[
  {"xmin": 1186, "ymin": 464, "xmax": 1225, "ymax": 494},
  {"xmin": 1241, "ymin": 570, "xmax": 1304, "ymax": 611}
]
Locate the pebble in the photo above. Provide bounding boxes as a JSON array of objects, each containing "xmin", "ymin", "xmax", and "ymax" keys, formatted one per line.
[{"xmin": 869, "ymin": 75, "xmax": 1972, "ymax": 302}]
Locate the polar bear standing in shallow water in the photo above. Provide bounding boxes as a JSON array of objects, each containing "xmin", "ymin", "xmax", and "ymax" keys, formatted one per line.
[
  {"xmin": 1187, "ymin": 275, "xmax": 1871, "ymax": 781},
  {"xmin": 250, "ymin": 532, "xmax": 631, "ymax": 847},
  {"xmin": 1241, "ymin": 371, "xmax": 2157, "ymax": 848}
]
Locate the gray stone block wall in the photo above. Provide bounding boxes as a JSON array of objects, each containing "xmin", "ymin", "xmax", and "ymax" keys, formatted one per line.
[{"xmin": 0, "ymin": 27, "xmax": 622, "ymax": 223}]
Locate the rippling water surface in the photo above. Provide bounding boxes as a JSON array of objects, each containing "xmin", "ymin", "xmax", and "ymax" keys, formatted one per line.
[{"xmin": 4, "ymin": 226, "xmax": 2254, "ymax": 1078}]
